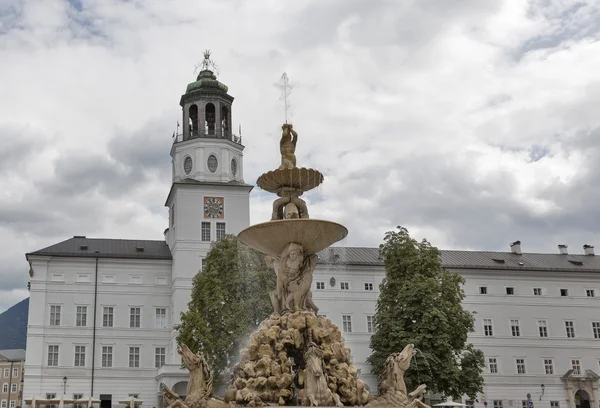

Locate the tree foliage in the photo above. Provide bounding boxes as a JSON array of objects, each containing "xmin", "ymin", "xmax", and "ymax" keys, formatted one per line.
[
  {"xmin": 177, "ymin": 234, "xmax": 276, "ymax": 384},
  {"xmin": 367, "ymin": 227, "xmax": 485, "ymax": 400}
]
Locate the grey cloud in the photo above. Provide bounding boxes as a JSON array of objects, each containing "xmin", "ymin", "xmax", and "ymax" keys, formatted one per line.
[{"xmin": 515, "ymin": 1, "xmax": 600, "ymax": 57}]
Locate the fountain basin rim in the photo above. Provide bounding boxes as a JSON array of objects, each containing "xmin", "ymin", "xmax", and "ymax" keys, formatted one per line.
[
  {"xmin": 256, "ymin": 167, "xmax": 324, "ymax": 194},
  {"xmin": 238, "ymin": 219, "xmax": 348, "ymax": 257}
]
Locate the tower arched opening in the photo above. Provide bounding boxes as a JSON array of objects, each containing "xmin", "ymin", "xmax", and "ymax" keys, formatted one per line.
[
  {"xmin": 205, "ymin": 103, "xmax": 216, "ymax": 136},
  {"xmin": 221, "ymin": 106, "xmax": 230, "ymax": 139},
  {"xmin": 188, "ymin": 104, "xmax": 199, "ymax": 137}
]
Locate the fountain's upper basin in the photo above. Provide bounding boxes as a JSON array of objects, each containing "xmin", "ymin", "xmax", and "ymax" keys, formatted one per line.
[
  {"xmin": 257, "ymin": 167, "xmax": 324, "ymax": 194},
  {"xmin": 238, "ymin": 219, "xmax": 348, "ymax": 257}
]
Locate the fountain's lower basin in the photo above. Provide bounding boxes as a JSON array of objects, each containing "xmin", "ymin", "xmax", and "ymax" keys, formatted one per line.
[{"xmin": 237, "ymin": 219, "xmax": 348, "ymax": 257}]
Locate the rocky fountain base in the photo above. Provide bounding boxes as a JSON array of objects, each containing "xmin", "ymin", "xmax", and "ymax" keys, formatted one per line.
[{"xmin": 224, "ymin": 311, "xmax": 370, "ymax": 406}]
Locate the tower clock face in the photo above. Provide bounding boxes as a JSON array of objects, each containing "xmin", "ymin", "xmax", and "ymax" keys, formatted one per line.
[{"xmin": 204, "ymin": 197, "xmax": 224, "ymax": 219}]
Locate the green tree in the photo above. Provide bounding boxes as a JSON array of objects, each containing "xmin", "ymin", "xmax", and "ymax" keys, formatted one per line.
[
  {"xmin": 177, "ymin": 234, "xmax": 275, "ymax": 385},
  {"xmin": 367, "ymin": 226, "xmax": 485, "ymax": 400}
]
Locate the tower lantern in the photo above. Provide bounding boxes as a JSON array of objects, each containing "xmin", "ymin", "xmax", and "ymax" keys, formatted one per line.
[{"xmin": 180, "ymin": 51, "xmax": 234, "ymax": 142}]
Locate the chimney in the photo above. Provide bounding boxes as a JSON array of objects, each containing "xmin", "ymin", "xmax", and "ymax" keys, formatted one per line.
[
  {"xmin": 584, "ymin": 244, "xmax": 595, "ymax": 256},
  {"xmin": 510, "ymin": 240, "xmax": 522, "ymax": 254},
  {"xmin": 558, "ymin": 244, "xmax": 568, "ymax": 255}
]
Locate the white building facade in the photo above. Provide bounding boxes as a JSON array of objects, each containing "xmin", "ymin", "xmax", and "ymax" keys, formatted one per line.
[
  {"xmin": 23, "ymin": 68, "xmax": 600, "ymax": 408},
  {"xmin": 24, "ymin": 66, "xmax": 251, "ymax": 408},
  {"xmin": 313, "ymin": 243, "xmax": 600, "ymax": 408}
]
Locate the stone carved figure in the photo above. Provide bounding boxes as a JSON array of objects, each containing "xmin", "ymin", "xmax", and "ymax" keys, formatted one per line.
[
  {"xmin": 367, "ymin": 344, "xmax": 430, "ymax": 408},
  {"xmin": 163, "ymin": 345, "xmax": 228, "ymax": 408},
  {"xmin": 266, "ymin": 243, "xmax": 318, "ymax": 314},
  {"xmin": 301, "ymin": 343, "xmax": 343, "ymax": 407},
  {"xmin": 279, "ymin": 123, "xmax": 298, "ymax": 170},
  {"xmin": 271, "ymin": 187, "xmax": 309, "ymax": 220}
]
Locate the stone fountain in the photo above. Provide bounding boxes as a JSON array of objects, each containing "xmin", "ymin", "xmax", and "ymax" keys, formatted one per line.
[{"xmin": 163, "ymin": 124, "xmax": 432, "ymax": 408}]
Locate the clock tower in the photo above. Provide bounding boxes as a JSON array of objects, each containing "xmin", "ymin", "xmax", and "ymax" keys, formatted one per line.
[{"xmin": 164, "ymin": 52, "xmax": 252, "ymax": 362}]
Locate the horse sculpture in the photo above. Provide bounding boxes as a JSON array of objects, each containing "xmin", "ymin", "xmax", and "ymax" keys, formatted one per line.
[
  {"xmin": 367, "ymin": 344, "xmax": 430, "ymax": 408},
  {"xmin": 163, "ymin": 345, "xmax": 229, "ymax": 408},
  {"xmin": 301, "ymin": 343, "xmax": 343, "ymax": 407}
]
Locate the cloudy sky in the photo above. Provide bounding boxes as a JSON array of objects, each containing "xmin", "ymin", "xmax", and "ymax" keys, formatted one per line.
[{"xmin": 1, "ymin": 0, "xmax": 600, "ymax": 312}]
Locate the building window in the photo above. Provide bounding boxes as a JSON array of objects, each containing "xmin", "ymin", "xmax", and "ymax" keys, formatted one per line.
[
  {"xmin": 544, "ymin": 359, "xmax": 554, "ymax": 374},
  {"xmin": 155, "ymin": 347, "xmax": 166, "ymax": 368},
  {"xmin": 156, "ymin": 308, "xmax": 167, "ymax": 329},
  {"xmin": 483, "ymin": 319, "xmax": 493, "ymax": 336},
  {"xmin": 516, "ymin": 358, "xmax": 526, "ymax": 374},
  {"xmin": 538, "ymin": 320, "xmax": 548, "ymax": 338},
  {"xmin": 48, "ymin": 345, "xmax": 59, "ymax": 366},
  {"xmin": 130, "ymin": 275, "xmax": 142, "ymax": 284},
  {"xmin": 493, "ymin": 400, "xmax": 503, "ymax": 408},
  {"xmin": 479, "ymin": 286, "xmax": 488, "ymax": 295},
  {"xmin": 550, "ymin": 402, "xmax": 560, "ymax": 408},
  {"xmin": 11, "ymin": 368, "xmax": 17, "ymax": 378},
  {"xmin": 521, "ymin": 401, "xmax": 528, "ymax": 408},
  {"xmin": 510, "ymin": 319, "xmax": 521, "ymax": 337},
  {"xmin": 488, "ymin": 357, "xmax": 498, "ymax": 373},
  {"xmin": 103, "ymin": 274, "xmax": 115, "ymax": 283},
  {"xmin": 560, "ymin": 289, "xmax": 569, "ymax": 296},
  {"xmin": 101, "ymin": 346, "xmax": 113, "ymax": 368},
  {"xmin": 49, "ymin": 305, "xmax": 61, "ymax": 326},
  {"xmin": 565, "ymin": 321, "xmax": 576, "ymax": 338},
  {"xmin": 130, "ymin": 307, "xmax": 141, "ymax": 328},
  {"xmin": 201, "ymin": 258, "xmax": 206, "ymax": 270},
  {"xmin": 2, "ymin": 384, "xmax": 7, "ymax": 393},
  {"xmin": 216, "ymin": 222, "xmax": 226, "ymax": 240},
  {"xmin": 201, "ymin": 222, "xmax": 211, "ymax": 241},
  {"xmin": 340, "ymin": 282, "xmax": 349, "ymax": 290},
  {"xmin": 587, "ymin": 289, "xmax": 595, "ymax": 297},
  {"xmin": 571, "ymin": 359, "xmax": 581, "ymax": 375},
  {"xmin": 316, "ymin": 282, "xmax": 325, "ymax": 290},
  {"xmin": 2, "ymin": 369, "xmax": 7, "ymax": 377},
  {"xmin": 129, "ymin": 347, "xmax": 140, "ymax": 368},
  {"xmin": 103, "ymin": 307, "xmax": 114, "ymax": 327},
  {"xmin": 10, "ymin": 401, "xmax": 15, "ymax": 408},
  {"xmin": 76, "ymin": 274, "xmax": 90, "ymax": 283},
  {"xmin": 364, "ymin": 283, "xmax": 373, "ymax": 291},
  {"xmin": 1, "ymin": 401, "xmax": 6, "ymax": 408},
  {"xmin": 10, "ymin": 383, "xmax": 16, "ymax": 393},
  {"xmin": 76, "ymin": 306, "xmax": 87, "ymax": 327},
  {"xmin": 466, "ymin": 401, "xmax": 474, "ymax": 408},
  {"xmin": 506, "ymin": 287, "xmax": 514, "ymax": 295},
  {"xmin": 533, "ymin": 287, "xmax": 542, "ymax": 296},
  {"xmin": 74, "ymin": 345, "xmax": 86, "ymax": 367},
  {"xmin": 592, "ymin": 322, "xmax": 600, "ymax": 339},
  {"xmin": 73, "ymin": 394, "xmax": 83, "ymax": 408},
  {"xmin": 367, "ymin": 316, "xmax": 374, "ymax": 333},
  {"xmin": 342, "ymin": 315, "xmax": 352, "ymax": 333}
]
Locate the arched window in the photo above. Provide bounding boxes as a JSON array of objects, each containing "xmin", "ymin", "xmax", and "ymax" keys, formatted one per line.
[
  {"xmin": 188, "ymin": 104, "xmax": 198, "ymax": 137},
  {"xmin": 221, "ymin": 106, "xmax": 229, "ymax": 138},
  {"xmin": 205, "ymin": 103, "xmax": 216, "ymax": 136}
]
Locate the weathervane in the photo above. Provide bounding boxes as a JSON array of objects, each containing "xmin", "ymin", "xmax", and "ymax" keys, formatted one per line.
[
  {"xmin": 194, "ymin": 49, "xmax": 220, "ymax": 77},
  {"xmin": 279, "ymin": 72, "xmax": 292, "ymax": 124}
]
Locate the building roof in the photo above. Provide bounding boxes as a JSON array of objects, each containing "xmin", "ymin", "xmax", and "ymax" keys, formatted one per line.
[
  {"xmin": 27, "ymin": 237, "xmax": 172, "ymax": 261},
  {"xmin": 27, "ymin": 237, "xmax": 600, "ymax": 273},
  {"xmin": 0, "ymin": 349, "xmax": 26, "ymax": 361},
  {"xmin": 318, "ymin": 246, "xmax": 600, "ymax": 272}
]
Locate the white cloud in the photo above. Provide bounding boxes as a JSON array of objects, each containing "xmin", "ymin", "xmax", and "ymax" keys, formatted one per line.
[{"xmin": 1, "ymin": 0, "xmax": 600, "ymax": 312}]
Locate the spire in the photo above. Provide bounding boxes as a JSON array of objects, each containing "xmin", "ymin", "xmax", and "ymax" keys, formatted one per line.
[{"xmin": 194, "ymin": 50, "xmax": 220, "ymax": 79}]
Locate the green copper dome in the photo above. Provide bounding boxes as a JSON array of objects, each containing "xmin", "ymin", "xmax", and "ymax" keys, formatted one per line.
[{"xmin": 185, "ymin": 70, "xmax": 229, "ymax": 94}]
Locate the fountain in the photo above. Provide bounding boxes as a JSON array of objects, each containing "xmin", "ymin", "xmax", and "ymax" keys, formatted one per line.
[{"xmin": 163, "ymin": 124, "xmax": 432, "ymax": 408}]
